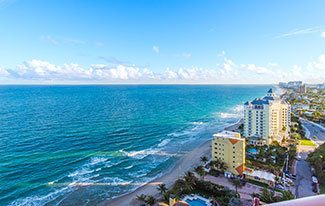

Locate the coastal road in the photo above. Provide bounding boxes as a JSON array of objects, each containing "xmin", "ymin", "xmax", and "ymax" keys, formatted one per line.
[
  {"xmin": 295, "ymin": 118, "xmax": 324, "ymax": 198},
  {"xmin": 300, "ymin": 118, "xmax": 325, "ymax": 145},
  {"xmin": 295, "ymin": 152, "xmax": 315, "ymax": 198}
]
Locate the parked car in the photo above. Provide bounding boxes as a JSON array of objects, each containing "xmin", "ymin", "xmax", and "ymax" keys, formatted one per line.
[
  {"xmin": 312, "ymin": 184, "xmax": 318, "ymax": 193},
  {"xmin": 285, "ymin": 173, "xmax": 297, "ymax": 180},
  {"xmin": 275, "ymin": 184, "xmax": 285, "ymax": 190},
  {"xmin": 312, "ymin": 176, "xmax": 318, "ymax": 184}
]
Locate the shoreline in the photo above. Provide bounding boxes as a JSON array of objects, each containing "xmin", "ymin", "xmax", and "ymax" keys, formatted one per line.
[{"xmin": 99, "ymin": 119, "xmax": 243, "ymax": 206}]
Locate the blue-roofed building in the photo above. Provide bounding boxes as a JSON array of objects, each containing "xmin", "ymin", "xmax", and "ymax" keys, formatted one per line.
[{"xmin": 243, "ymin": 89, "xmax": 290, "ymax": 145}]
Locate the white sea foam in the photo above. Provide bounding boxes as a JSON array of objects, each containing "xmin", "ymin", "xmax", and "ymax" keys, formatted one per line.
[
  {"xmin": 89, "ymin": 157, "xmax": 108, "ymax": 165},
  {"xmin": 124, "ymin": 164, "xmax": 134, "ymax": 169},
  {"xmin": 217, "ymin": 104, "xmax": 243, "ymax": 119},
  {"xmin": 68, "ymin": 168, "xmax": 94, "ymax": 178},
  {"xmin": 9, "ymin": 187, "xmax": 73, "ymax": 206},
  {"xmin": 102, "ymin": 177, "xmax": 132, "ymax": 186},
  {"xmin": 121, "ymin": 148, "xmax": 176, "ymax": 159},
  {"xmin": 157, "ymin": 138, "xmax": 171, "ymax": 147},
  {"xmin": 128, "ymin": 168, "xmax": 149, "ymax": 178},
  {"xmin": 192, "ymin": 121, "xmax": 205, "ymax": 125},
  {"xmin": 125, "ymin": 149, "xmax": 155, "ymax": 159}
]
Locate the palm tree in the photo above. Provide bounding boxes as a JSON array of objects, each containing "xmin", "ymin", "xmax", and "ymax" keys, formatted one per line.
[
  {"xmin": 157, "ymin": 183, "xmax": 168, "ymax": 196},
  {"xmin": 145, "ymin": 195, "xmax": 156, "ymax": 206},
  {"xmin": 281, "ymin": 190, "xmax": 295, "ymax": 201},
  {"xmin": 184, "ymin": 171, "xmax": 196, "ymax": 185},
  {"xmin": 183, "ymin": 171, "xmax": 196, "ymax": 193},
  {"xmin": 136, "ymin": 194, "xmax": 147, "ymax": 203},
  {"xmin": 162, "ymin": 191, "xmax": 171, "ymax": 203},
  {"xmin": 194, "ymin": 165, "xmax": 205, "ymax": 179},
  {"xmin": 200, "ymin": 156, "xmax": 208, "ymax": 164},
  {"xmin": 211, "ymin": 159, "xmax": 228, "ymax": 173},
  {"xmin": 210, "ymin": 196, "xmax": 218, "ymax": 206},
  {"xmin": 259, "ymin": 187, "xmax": 275, "ymax": 203},
  {"xmin": 231, "ymin": 179, "xmax": 242, "ymax": 194}
]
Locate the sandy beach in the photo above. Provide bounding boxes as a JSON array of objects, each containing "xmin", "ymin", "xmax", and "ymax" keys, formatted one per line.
[{"xmin": 99, "ymin": 119, "xmax": 243, "ymax": 206}]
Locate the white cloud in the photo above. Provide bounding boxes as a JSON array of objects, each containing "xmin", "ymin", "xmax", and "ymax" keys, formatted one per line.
[
  {"xmin": 243, "ymin": 64, "xmax": 273, "ymax": 75},
  {"xmin": 2, "ymin": 54, "xmax": 325, "ymax": 84},
  {"xmin": 321, "ymin": 32, "xmax": 325, "ymax": 38},
  {"xmin": 152, "ymin": 46, "xmax": 160, "ymax": 54},
  {"xmin": 0, "ymin": 67, "xmax": 9, "ymax": 77},
  {"xmin": 275, "ymin": 26, "xmax": 325, "ymax": 38},
  {"xmin": 217, "ymin": 51, "xmax": 226, "ymax": 57}
]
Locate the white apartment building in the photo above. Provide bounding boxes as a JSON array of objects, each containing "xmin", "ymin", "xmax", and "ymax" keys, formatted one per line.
[{"xmin": 243, "ymin": 89, "xmax": 290, "ymax": 145}]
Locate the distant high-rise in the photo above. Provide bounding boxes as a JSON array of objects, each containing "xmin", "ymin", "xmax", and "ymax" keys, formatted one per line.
[
  {"xmin": 212, "ymin": 131, "xmax": 245, "ymax": 176},
  {"xmin": 298, "ymin": 84, "xmax": 306, "ymax": 93},
  {"xmin": 243, "ymin": 89, "xmax": 290, "ymax": 145}
]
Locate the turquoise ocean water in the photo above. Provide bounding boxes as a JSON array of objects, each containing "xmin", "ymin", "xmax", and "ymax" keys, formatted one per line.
[{"xmin": 0, "ymin": 85, "xmax": 271, "ymax": 206}]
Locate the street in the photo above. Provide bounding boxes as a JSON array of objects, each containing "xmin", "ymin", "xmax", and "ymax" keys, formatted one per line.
[
  {"xmin": 295, "ymin": 119, "xmax": 325, "ymax": 198},
  {"xmin": 295, "ymin": 152, "xmax": 314, "ymax": 198},
  {"xmin": 300, "ymin": 118, "xmax": 325, "ymax": 145}
]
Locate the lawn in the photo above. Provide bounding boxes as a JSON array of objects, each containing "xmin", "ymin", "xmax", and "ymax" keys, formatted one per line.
[
  {"xmin": 320, "ymin": 184, "xmax": 325, "ymax": 194},
  {"xmin": 299, "ymin": 139, "xmax": 317, "ymax": 146}
]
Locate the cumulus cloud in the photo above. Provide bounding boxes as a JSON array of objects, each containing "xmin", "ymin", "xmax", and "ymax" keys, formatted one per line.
[
  {"xmin": 242, "ymin": 64, "xmax": 273, "ymax": 75},
  {"xmin": 1, "ymin": 54, "xmax": 325, "ymax": 84},
  {"xmin": 152, "ymin": 46, "xmax": 160, "ymax": 54},
  {"xmin": 0, "ymin": 67, "xmax": 10, "ymax": 77}
]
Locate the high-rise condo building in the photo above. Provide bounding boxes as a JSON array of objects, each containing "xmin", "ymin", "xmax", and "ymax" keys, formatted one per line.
[
  {"xmin": 243, "ymin": 89, "xmax": 290, "ymax": 145},
  {"xmin": 212, "ymin": 131, "xmax": 246, "ymax": 176}
]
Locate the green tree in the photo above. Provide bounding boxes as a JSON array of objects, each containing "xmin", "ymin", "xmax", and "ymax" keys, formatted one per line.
[
  {"xmin": 292, "ymin": 132, "xmax": 301, "ymax": 140},
  {"xmin": 259, "ymin": 187, "xmax": 275, "ymax": 203},
  {"xmin": 200, "ymin": 156, "xmax": 208, "ymax": 164},
  {"xmin": 307, "ymin": 143, "xmax": 325, "ymax": 184},
  {"xmin": 194, "ymin": 165, "xmax": 206, "ymax": 180},
  {"xmin": 281, "ymin": 190, "xmax": 295, "ymax": 201},
  {"xmin": 136, "ymin": 194, "xmax": 147, "ymax": 203},
  {"xmin": 210, "ymin": 159, "xmax": 228, "ymax": 173},
  {"xmin": 157, "ymin": 183, "xmax": 167, "ymax": 196},
  {"xmin": 282, "ymin": 125, "xmax": 287, "ymax": 132},
  {"xmin": 184, "ymin": 171, "xmax": 197, "ymax": 186},
  {"xmin": 145, "ymin": 195, "xmax": 156, "ymax": 206},
  {"xmin": 231, "ymin": 179, "xmax": 242, "ymax": 194}
]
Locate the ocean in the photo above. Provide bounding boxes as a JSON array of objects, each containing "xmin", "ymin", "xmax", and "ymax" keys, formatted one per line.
[{"xmin": 0, "ymin": 85, "xmax": 271, "ymax": 206}]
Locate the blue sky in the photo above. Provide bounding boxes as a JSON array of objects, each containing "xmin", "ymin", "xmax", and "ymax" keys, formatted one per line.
[{"xmin": 0, "ymin": 0, "xmax": 325, "ymax": 84}]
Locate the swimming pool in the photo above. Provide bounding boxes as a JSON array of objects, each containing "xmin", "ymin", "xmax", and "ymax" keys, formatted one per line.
[
  {"xmin": 184, "ymin": 195, "xmax": 211, "ymax": 206},
  {"xmin": 185, "ymin": 198, "xmax": 209, "ymax": 206},
  {"xmin": 248, "ymin": 147, "xmax": 258, "ymax": 155}
]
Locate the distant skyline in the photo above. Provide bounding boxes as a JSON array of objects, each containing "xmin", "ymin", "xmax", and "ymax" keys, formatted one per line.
[{"xmin": 0, "ymin": 0, "xmax": 325, "ymax": 84}]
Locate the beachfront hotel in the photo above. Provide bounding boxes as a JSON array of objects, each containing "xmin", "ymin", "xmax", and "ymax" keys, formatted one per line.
[
  {"xmin": 243, "ymin": 89, "xmax": 290, "ymax": 145},
  {"xmin": 212, "ymin": 131, "xmax": 245, "ymax": 176}
]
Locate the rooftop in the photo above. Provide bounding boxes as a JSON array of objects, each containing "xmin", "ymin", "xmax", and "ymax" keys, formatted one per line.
[
  {"xmin": 245, "ymin": 88, "xmax": 285, "ymax": 106},
  {"xmin": 244, "ymin": 169, "xmax": 276, "ymax": 182},
  {"xmin": 213, "ymin": 131, "xmax": 243, "ymax": 141}
]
